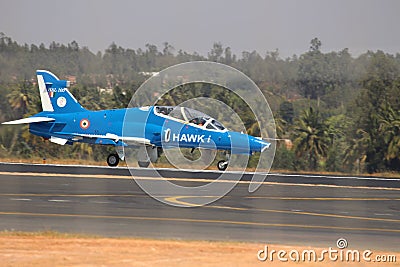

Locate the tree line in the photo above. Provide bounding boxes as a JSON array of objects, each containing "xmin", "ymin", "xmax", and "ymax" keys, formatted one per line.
[{"xmin": 0, "ymin": 33, "xmax": 399, "ymax": 173}]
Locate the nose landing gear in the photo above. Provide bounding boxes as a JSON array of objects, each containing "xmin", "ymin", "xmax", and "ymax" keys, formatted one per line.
[
  {"xmin": 217, "ymin": 152, "xmax": 230, "ymax": 171},
  {"xmin": 217, "ymin": 160, "xmax": 228, "ymax": 171}
]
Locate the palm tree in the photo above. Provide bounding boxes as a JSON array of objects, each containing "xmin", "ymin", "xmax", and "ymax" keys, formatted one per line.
[
  {"xmin": 7, "ymin": 85, "xmax": 29, "ymax": 117},
  {"xmin": 293, "ymin": 107, "xmax": 329, "ymax": 170},
  {"xmin": 378, "ymin": 105, "xmax": 400, "ymax": 164},
  {"xmin": 343, "ymin": 129, "xmax": 370, "ymax": 173},
  {"xmin": 6, "ymin": 81, "xmax": 40, "ymax": 117},
  {"xmin": 273, "ymin": 114, "xmax": 287, "ymax": 139}
]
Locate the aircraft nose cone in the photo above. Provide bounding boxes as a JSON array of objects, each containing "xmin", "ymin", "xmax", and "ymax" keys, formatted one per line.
[
  {"xmin": 251, "ymin": 137, "xmax": 271, "ymax": 152},
  {"xmin": 228, "ymin": 131, "xmax": 271, "ymax": 154},
  {"xmin": 260, "ymin": 139, "xmax": 271, "ymax": 152}
]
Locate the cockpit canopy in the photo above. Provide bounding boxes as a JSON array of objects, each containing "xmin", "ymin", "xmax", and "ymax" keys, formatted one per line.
[{"xmin": 155, "ymin": 106, "xmax": 227, "ymax": 131}]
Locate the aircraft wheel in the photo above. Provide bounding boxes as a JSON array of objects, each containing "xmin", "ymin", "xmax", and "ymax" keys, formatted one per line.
[
  {"xmin": 107, "ymin": 153, "xmax": 119, "ymax": 167},
  {"xmin": 217, "ymin": 160, "xmax": 228, "ymax": 171},
  {"xmin": 138, "ymin": 161, "xmax": 150, "ymax": 168}
]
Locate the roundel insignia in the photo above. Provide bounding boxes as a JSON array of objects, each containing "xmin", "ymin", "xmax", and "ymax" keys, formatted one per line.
[
  {"xmin": 57, "ymin": 96, "xmax": 67, "ymax": 108},
  {"xmin": 80, "ymin": 119, "xmax": 90, "ymax": 129}
]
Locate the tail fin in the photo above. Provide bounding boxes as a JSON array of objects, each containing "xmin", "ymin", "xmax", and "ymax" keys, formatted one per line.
[{"xmin": 36, "ymin": 70, "xmax": 86, "ymax": 113}]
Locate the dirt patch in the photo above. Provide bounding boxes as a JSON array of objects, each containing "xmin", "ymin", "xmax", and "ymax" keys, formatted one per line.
[{"xmin": 0, "ymin": 234, "xmax": 398, "ymax": 267}]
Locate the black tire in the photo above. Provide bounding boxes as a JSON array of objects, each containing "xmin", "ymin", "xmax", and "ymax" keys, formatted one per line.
[
  {"xmin": 138, "ymin": 161, "xmax": 150, "ymax": 168},
  {"xmin": 217, "ymin": 160, "xmax": 228, "ymax": 171},
  {"xmin": 107, "ymin": 153, "xmax": 119, "ymax": 167}
]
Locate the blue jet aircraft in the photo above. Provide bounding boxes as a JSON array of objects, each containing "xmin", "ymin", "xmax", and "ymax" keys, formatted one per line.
[{"xmin": 2, "ymin": 70, "xmax": 270, "ymax": 170}]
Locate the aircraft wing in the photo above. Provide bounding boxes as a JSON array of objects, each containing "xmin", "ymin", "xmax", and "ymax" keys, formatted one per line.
[
  {"xmin": 2, "ymin": 117, "xmax": 55, "ymax": 125},
  {"xmin": 55, "ymin": 132, "xmax": 152, "ymax": 146},
  {"xmin": 120, "ymin": 136, "xmax": 152, "ymax": 145}
]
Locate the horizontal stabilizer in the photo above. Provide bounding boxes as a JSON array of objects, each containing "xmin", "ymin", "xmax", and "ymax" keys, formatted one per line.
[{"xmin": 2, "ymin": 117, "xmax": 55, "ymax": 125}]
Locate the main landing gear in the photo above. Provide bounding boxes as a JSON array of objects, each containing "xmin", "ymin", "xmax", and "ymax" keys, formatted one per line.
[
  {"xmin": 107, "ymin": 153, "xmax": 119, "ymax": 167},
  {"xmin": 107, "ymin": 146, "xmax": 124, "ymax": 167},
  {"xmin": 137, "ymin": 161, "xmax": 150, "ymax": 168},
  {"xmin": 106, "ymin": 153, "xmax": 151, "ymax": 167},
  {"xmin": 107, "ymin": 146, "xmax": 158, "ymax": 168}
]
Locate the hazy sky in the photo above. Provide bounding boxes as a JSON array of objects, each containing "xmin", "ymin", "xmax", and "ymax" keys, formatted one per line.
[{"xmin": 1, "ymin": 0, "xmax": 399, "ymax": 58}]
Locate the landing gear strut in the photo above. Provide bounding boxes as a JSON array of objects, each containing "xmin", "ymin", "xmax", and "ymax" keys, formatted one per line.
[
  {"xmin": 107, "ymin": 153, "xmax": 119, "ymax": 167},
  {"xmin": 136, "ymin": 146, "xmax": 158, "ymax": 168}
]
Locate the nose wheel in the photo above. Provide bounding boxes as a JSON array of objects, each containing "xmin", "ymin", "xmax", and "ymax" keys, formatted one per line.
[
  {"xmin": 217, "ymin": 160, "xmax": 228, "ymax": 171},
  {"xmin": 107, "ymin": 153, "xmax": 119, "ymax": 167},
  {"xmin": 217, "ymin": 152, "xmax": 230, "ymax": 171}
]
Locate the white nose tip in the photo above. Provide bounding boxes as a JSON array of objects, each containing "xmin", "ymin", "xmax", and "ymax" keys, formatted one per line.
[
  {"xmin": 261, "ymin": 141, "xmax": 271, "ymax": 152},
  {"xmin": 252, "ymin": 137, "xmax": 271, "ymax": 152}
]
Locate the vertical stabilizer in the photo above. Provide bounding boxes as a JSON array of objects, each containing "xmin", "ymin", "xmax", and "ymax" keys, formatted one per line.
[{"xmin": 36, "ymin": 70, "xmax": 86, "ymax": 113}]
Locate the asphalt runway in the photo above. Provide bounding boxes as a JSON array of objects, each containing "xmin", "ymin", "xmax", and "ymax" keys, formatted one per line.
[{"xmin": 0, "ymin": 163, "xmax": 399, "ymax": 251}]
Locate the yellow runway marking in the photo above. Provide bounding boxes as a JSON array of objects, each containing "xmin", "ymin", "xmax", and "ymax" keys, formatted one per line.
[
  {"xmin": 0, "ymin": 211, "xmax": 399, "ymax": 233},
  {"xmin": 0, "ymin": 171, "xmax": 131, "ymax": 179},
  {"xmin": 164, "ymin": 196, "xmax": 400, "ymax": 223},
  {"xmin": 1, "ymin": 193, "xmax": 399, "ymax": 202},
  {"xmin": 2, "ymin": 171, "xmax": 398, "ymax": 236},
  {"xmin": 1, "ymin": 171, "xmax": 399, "ymax": 191},
  {"xmin": 246, "ymin": 196, "xmax": 400, "ymax": 201},
  {"xmin": 3, "ymin": 193, "xmax": 398, "ymax": 223},
  {"xmin": 0, "ymin": 193, "xmax": 148, "ymax": 198}
]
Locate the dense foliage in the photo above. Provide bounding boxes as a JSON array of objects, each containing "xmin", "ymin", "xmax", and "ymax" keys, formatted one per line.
[{"xmin": 1, "ymin": 33, "xmax": 399, "ymax": 173}]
